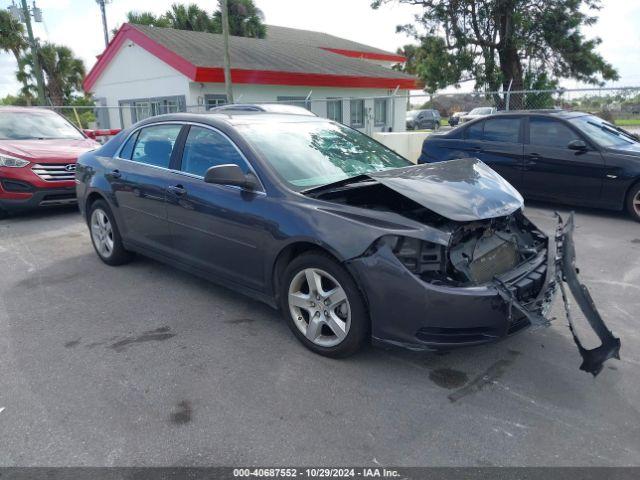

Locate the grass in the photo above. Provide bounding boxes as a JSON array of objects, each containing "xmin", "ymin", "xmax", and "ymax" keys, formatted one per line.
[{"xmin": 615, "ymin": 118, "xmax": 640, "ymax": 127}]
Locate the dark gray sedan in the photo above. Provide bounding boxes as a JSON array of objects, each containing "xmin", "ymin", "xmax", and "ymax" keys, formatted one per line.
[{"xmin": 75, "ymin": 112, "xmax": 619, "ymax": 375}]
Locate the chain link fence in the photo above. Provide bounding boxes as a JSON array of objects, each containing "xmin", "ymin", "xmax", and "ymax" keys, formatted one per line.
[
  {"xmin": 16, "ymin": 86, "xmax": 640, "ymax": 139},
  {"xmin": 407, "ymin": 86, "xmax": 640, "ymax": 129}
]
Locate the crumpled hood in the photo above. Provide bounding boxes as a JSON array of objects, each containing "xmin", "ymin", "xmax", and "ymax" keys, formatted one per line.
[{"xmin": 368, "ymin": 158, "xmax": 524, "ymax": 221}]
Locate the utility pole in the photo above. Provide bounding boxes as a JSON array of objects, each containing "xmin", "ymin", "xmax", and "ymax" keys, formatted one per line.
[
  {"xmin": 220, "ymin": 0, "xmax": 234, "ymax": 104},
  {"xmin": 96, "ymin": 0, "xmax": 109, "ymax": 48},
  {"xmin": 20, "ymin": 0, "xmax": 46, "ymax": 105}
]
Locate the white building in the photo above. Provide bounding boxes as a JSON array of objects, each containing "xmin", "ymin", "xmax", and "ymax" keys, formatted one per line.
[{"xmin": 83, "ymin": 24, "xmax": 419, "ymax": 133}]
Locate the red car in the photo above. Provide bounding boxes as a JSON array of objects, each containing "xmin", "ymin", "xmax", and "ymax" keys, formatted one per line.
[{"xmin": 0, "ymin": 106, "xmax": 100, "ymax": 217}]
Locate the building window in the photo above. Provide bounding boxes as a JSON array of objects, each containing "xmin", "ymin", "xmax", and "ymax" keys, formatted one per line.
[
  {"xmin": 277, "ymin": 96, "xmax": 311, "ymax": 110},
  {"xmin": 119, "ymin": 95, "xmax": 186, "ymax": 125},
  {"xmin": 350, "ymin": 99, "xmax": 364, "ymax": 127},
  {"xmin": 374, "ymin": 98, "xmax": 387, "ymax": 126},
  {"xmin": 326, "ymin": 99, "xmax": 342, "ymax": 123},
  {"xmin": 205, "ymin": 94, "xmax": 227, "ymax": 110}
]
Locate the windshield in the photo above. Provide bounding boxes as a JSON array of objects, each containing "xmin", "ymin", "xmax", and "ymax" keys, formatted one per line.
[
  {"xmin": 569, "ymin": 115, "xmax": 637, "ymax": 147},
  {"xmin": 469, "ymin": 108, "xmax": 493, "ymax": 115},
  {"xmin": 406, "ymin": 110, "xmax": 419, "ymax": 119},
  {"xmin": 238, "ymin": 120, "xmax": 411, "ymax": 189},
  {"xmin": 0, "ymin": 110, "xmax": 84, "ymax": 140}
]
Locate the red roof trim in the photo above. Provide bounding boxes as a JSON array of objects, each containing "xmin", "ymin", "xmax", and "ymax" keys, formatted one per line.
[
  {"xmin": 195, "ymin": 67, "xmax": 418, "ymax": 89},
  {"xmin": 320, "ymin": 47, "xmax": 406, "ymax": 63},
  {"xmin": 83, "ymin": 24, "xmax": 197, "ymax": 91},
  {"xmin": 83, "ymin": 24, "xmax": 418, "ymax": 92}
]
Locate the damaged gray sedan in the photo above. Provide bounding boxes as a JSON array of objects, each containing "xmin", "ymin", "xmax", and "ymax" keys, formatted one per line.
[{"xmin": 76, "ymin": 113, "xmax": 620, "ymax": 376}]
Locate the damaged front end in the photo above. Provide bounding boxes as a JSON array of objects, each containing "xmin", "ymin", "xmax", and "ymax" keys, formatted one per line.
[{"xmin": 311, "ymin": 159, "xmax": 620, "ymax": 375}]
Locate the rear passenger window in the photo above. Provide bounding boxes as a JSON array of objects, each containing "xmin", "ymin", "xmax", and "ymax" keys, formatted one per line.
[
  {"xmin": 466, "ymin": 121, "xmax": 483, "ymax": 140},
  {"xmin": 131, "ymin": 124, "xmax": 182, "ymax": 168},
  {"xmin": 118, "ymin": 131, "xmax": 138, "ymax": 160},
  {"xmin": 180, "ymin": 126, "xmax": 249, "ymax": 177},
  {"xmin": 529, "ymin": 117, "xmax": 580, "ymax": 148},
  {"xmin": 483, "ymin": 118, "xmax": 520, "ymax": 143}
]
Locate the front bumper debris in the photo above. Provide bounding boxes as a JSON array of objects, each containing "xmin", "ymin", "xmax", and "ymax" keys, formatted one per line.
[
  {"xmin": 495, "ymin": 212, "xmax": 620, "ymax": 376},
  {"xmin": 555, "ymin": 213, "xmax": 621, "ymax": 376}
]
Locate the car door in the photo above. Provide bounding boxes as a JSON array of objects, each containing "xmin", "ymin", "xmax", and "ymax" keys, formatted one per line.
[
  {"xmin": 460, "ymin": 118, "xmax": 525, "ymax": 189},
  {"xmin": 112, "ymin": 123, "xmax": 183, "ymax": 255},
  {"xmin": 165, "ymin": 124, "xmax": 269, "ymax": 291},
  {"xmin": 522, "ymin": 116, "xmax": 605, "ymax": 202}
]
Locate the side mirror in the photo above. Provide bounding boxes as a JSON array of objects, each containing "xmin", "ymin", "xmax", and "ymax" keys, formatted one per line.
[
  {"xmin": 204, "ymin": 164, "xmax": 258, "ymax": 191},
  {"xmin": 568, "ymin": 139, "xmax": 588, "ymax": 151}
]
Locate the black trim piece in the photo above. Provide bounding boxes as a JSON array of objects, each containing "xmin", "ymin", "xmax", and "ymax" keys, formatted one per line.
[{"xmin": 555, "ymin": 212, "xmax": 621, "ymax": 376}]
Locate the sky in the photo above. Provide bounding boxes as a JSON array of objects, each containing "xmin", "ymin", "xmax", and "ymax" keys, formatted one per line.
[{"xmin": 1, "ymin": 0, "xmax": 639, "ymax": 98}]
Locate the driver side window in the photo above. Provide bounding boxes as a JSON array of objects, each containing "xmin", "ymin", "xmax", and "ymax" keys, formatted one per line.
[
  {"xmin": 529, "ymin": 117, "xmax": 580, "ymax": 148},
  {"xmin": 180, "ymin": 126, "xmax": 249, "ymax": 177}
]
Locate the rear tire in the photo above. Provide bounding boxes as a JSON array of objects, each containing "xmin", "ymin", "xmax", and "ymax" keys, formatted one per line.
[
  {"xmin": 626, "ymin": 182, "xmax": 640, "ymax": 222},
  {"xmin": 88, "ymin": 200, "xmax": 133, "ymax": 266},
  {"xmin": 279, "ymin": 251, "xmax": 369, "ymax": 358}
]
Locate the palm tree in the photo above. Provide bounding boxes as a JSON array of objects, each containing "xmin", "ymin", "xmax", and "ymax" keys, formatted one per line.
[
  {"xmin": 212, "ymin": 0, "xmax": 266, "ymax": 38},
  {"xmin": 0, "ymin": 10, "xmax": 33, "ymax": 104},
  {"xmin": 165, "ymin": 3, "xmax": 214, "ymax": 32},
  {"xmin": 21, "ymin": 43, "xmax": 85, "ymax": 105}
]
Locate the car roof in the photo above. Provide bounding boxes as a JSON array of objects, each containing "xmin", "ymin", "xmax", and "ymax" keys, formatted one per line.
[
  {"xmin": 209, "ymin": 103, "xmax": 316, "ymax": 116},
  {"xmin": 136, "ymin": 112, "xmax": 328, "ymax": 127},
  {"xmin": 487, "ymin": 109, "xmax": 590, "ymax": 119}
]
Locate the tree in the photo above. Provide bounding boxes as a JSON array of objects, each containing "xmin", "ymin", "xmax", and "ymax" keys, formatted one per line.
[
  {"xmin": 119, "ymin": 0, "xmax": 266, "ymax": 38},
  {"xmin": 165, "ymin": 3, "xmax": 214, "ymax": 32},
  {"xmin": 372, "ymin": 0, "xmax": 619, "ymax": 101},
  {"xmin": 0, "ymin": 10, "xmax": 32, "ymax": 104},
  {"xmin": 21, "ymin": 43, "xmax": 85, "ymax": 105},
  {"xmin": 212, "ymin": 0, "xmax": 266, "ymax": 38}
]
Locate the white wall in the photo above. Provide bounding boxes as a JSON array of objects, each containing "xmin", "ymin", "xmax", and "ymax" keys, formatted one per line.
[
  {"xmin": 90, "ymin": 41, "xmax": 190, "ymax": 128},
  {"xmin": 189, "ymin": 83, "xmax": 408, "ymax": 133},
  {"xmin": 372, "ymin": 131, "xmax": 431, "ymax": 163}
]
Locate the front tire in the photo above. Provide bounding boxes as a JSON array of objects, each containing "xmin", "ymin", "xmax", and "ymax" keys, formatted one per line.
[
  {"xmin": 280, "ymin": 251, "xmax": 369, "ymax": 358},
  {"xmin": 88, "ymin": 200, "xmax": 133, "ymax": 266},
  {"xmin": 626, "ymin": 183, "xmax": 640, "ymax": 222}
]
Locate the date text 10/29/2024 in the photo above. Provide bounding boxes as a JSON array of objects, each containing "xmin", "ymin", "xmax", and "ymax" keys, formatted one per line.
[{"xmin": 233, "ymin": 468, "xmax": 400, "ymax": 478}]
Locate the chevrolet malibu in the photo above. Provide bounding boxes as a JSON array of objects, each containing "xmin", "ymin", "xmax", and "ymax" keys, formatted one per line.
[{"xmin": 75, "ymin": 113, "xmax": 620, "ymax": 375}]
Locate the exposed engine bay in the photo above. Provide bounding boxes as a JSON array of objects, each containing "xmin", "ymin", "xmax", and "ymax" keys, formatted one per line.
[{"xmin": 312, "ymin": 181, "xmax": 546, "ymax": 288}]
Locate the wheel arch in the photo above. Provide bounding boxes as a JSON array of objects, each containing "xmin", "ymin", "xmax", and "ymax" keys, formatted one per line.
[
  {"xmin": 270, "ymin": 240, "xmax": 370, "ymax": 314},
  {"xmin": 85, "ymin": 191, "xmax": 107, "ymax": 220},
  {"xmin": 625, "ymin": 177, "xmax": 640, "ymax": 214},
  {"xmin": 271, "ymin": 241, "xmax": 341, "ymax": 301}
]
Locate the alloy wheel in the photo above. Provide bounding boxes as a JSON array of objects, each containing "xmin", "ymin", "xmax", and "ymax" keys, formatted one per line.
[
  {"xmin": 287, "ymin": 268, "xmax": 351, "ymax": 347},
  {"xmin": 634, "ymin": 191, "xmax": 640, "ymax": 217},
  {"xmin": 91, "ymin": 208, "xmax": 114, "ymax": 259}
]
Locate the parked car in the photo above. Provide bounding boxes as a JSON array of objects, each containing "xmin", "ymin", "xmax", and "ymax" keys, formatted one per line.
[
  {"xmin": 460, "ymin": 107, "xmax": 496, "ymax": 123},
  {"xmin": 406, "ymin": 109, "xmax": 441, "ymax": 130},
  {"xmin": 209, "ymin": 103, "xmax": 316, "ymax": 116},
  {"xmin": 75, "ymin": 112, "xmax": 619, "ymax": 374},
  {"xmin": 448, "ymin": 111, "xmax": 467, "ymax": 127},
  {"xmin": 0, "ymin": 107, "xmax": 99, "ymax": 217},
  {"xmin": 418, "ymin": 110, "xmax": 640, "ymax": 222}
]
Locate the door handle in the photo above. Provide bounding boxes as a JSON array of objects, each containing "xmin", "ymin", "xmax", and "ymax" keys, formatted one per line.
[
  {"xmin": 111, "ymin": 169, "xmax": 122, "ymax": 179},
  {"xmin": 167, "ymin": 185, "xmax": 186, "ymax": 197},
  {"xmin": 528, "ymin": 153, "xmax": 541, "ymax": 159}
]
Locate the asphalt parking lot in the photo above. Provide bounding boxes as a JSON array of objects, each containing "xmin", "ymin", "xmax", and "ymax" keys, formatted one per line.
[{"xmin": 0, "ymin": 203, "xmax": 639, "ymax": 466}]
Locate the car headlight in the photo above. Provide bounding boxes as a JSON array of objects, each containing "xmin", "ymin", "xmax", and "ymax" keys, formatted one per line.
[{"xmin": 0, "ymin": 155, "xmax": 30, "ymax": 168}]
